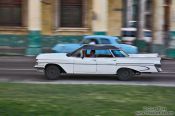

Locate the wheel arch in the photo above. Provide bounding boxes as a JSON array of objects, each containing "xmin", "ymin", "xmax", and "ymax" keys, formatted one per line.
[
  {"xmin": 45, "ymin": 64, "xmax": 66, "ymax": 73},
  {"xmin": 117, "ymin": 67, "xmax": 140, "ymax": 74}
]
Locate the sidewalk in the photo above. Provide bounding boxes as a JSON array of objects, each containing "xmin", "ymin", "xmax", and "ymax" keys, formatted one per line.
[
  {"xmin": 0, "ymin": 46, "xmax": 25, "ymax": 56},
  {"xmin": 0, "ymin": 46, "xmax": 52, "ymax": 56},
  {"xmin": 0, "ymin": 56, "xmax": 35, "ymax": 63}
]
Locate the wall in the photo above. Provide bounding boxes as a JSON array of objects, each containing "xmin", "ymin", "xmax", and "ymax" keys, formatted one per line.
[
  {"xmin": 41, "ymin": 0, "xmax": 92, "ymax": 36},
  {"xmin": 108, "ymin": 0, "xmax": 122, "ymax": 36}
]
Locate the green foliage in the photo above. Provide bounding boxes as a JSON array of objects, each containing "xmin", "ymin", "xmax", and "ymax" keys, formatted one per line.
[{"xmin": 0, "ymin": 83, "xmax": 174, "ymax": 116}]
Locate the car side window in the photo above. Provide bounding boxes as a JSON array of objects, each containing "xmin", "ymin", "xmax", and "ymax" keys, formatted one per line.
[
  {"xmin": 71, "ymin": 49, "xmax": 82, "ymax": 57},
  {"xmin": 85, "ymin": 50, "xmax": 96, "ymax": 58},
  {"xmin": 95, "ymin": 50, "xmax": 113, "ymax": 58},
  {"xmin": 83, "ymin": 49, "xmax": 113, "ymax": 58},
  {"xmin": 100, "ymin": 38, "xmax": 111, "ymax": 44},
  {"xmin": 82, "ymin": 38, "xmax": 98, "ymax": 44}
]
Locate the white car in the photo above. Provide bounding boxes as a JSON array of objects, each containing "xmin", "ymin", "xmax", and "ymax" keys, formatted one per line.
[{"xmin": 35, "ymin": 45, "xmax": 162, "ymax": 81}]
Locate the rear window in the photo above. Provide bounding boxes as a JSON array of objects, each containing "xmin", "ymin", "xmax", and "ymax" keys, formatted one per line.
[
  {"xmin": 111, "ymin": 50, "xmax": 128, "ymax": 57},
  {"xmin": 100, "ymin": 38, "xmax": 111, "ymax": 44},
  {"xmin": 115, "ymin": 38, "xmax": 121, "ymax": 44},
  {"xmin": 82, "ymin": 38, "xmax": 98, "ymax": 44}
]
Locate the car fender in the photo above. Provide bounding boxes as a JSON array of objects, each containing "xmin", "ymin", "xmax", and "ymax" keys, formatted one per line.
[
  {"xmin": 116, "ymin": 64, "xmax": 158, "ymax": 73},
  {"xmin": 45, "ymin": 63, "xmax": 71, "ymax": 74}
]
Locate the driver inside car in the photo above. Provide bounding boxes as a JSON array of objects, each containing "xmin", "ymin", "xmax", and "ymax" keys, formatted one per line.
[{"xmin": 90, "ymin": 50, "xmax": 96, "ymax": 58}]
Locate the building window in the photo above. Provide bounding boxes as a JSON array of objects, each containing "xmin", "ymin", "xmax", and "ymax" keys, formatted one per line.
[
  {"xmin": 132, "ymin": 0, "xmax": 138, "ymax": 22},
  {"xmin": 145, "ymin": 0, "xmax": 152, "ymax": 29},
  {"xmin": 0, "ymin": 0, "xmax": 22, "ymax": 26},
  {"xmin": 59, "ymin": 0, "xmax": 83, "ymax": 27}
]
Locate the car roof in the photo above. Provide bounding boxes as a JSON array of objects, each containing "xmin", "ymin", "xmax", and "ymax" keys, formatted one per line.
[
  {"xmin": 84, "ymin": 35, "xmax": 119, "ymax": 40},
  {"xmin": 82, "ymin": 45, "xmax": 119, "ymax": 50}
]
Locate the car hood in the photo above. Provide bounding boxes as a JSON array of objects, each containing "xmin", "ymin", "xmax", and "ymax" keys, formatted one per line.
[
  {"xmin": 52, "ymin": 44, "xmax": 82, "ymax": 53},
  {"xmin": 36, "ymin": 53, "xmax": 68, "ymax": 60}
]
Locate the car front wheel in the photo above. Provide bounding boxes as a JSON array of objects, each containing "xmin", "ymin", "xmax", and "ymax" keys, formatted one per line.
[
  {"xmin": 117, "ymin": 68, "xmax": 135, "ymax": 81},
  {"xmin": 45, "ymin": 65, "xmax": 61, "ymax": 80}
]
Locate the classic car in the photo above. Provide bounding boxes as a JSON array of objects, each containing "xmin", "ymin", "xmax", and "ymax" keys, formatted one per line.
[
  {"xmin": 35, "ymin": 45, "xmax": 162, "ymax": 81},
  {"xmin": 52, "ymin": 35, "xmax": 138, "ymax": 54}
]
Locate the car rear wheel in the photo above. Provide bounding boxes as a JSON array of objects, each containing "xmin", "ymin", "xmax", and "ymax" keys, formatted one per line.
[
  {"xmin": 117, "ymin": 68, "xmax": 135, "ymax": 81},
  {"xmin": 45, "ymin": 65, "xmax": 61, "ymax": 80}
]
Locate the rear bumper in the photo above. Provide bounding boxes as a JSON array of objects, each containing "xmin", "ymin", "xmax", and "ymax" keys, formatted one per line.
[
  {"xmin": 156, "ymin": 67, "xmax": 162, "ymax": 72},
  {"xmin": 155, "ymin": 64, "xmax": 162, "ymax": 72}
]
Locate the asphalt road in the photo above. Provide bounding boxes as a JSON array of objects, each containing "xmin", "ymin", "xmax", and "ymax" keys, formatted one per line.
[{"xmin": 0, "ymin": 56, "xmax": 175, "ymax": 86}]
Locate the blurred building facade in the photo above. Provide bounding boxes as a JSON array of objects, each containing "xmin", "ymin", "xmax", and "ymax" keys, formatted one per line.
[
  {"xmin": 123, "ymin": 0, "xmax": 175, "ymax": 57},
  {"xmin": 168, "ymin": 0, "xmax": 175, "ymax": 58},
  {"xmin": 0, "ymin": 0, "xmax": 123, "ymax": 55},
  {"xmin": 0, "ymin": 0, "xmax": 174, "ymax": 57}
]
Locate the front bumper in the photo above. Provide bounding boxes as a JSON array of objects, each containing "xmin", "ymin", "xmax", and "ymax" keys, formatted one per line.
[{"xmin": 34, "ymin": 65, "xmax": 44, "ymax": 72}]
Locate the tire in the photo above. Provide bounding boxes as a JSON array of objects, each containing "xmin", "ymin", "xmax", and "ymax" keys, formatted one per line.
[
  {"xmin": 117, "ymin": 68, "xmax": 135, "ymax": 81},
  {"xmin": 45, "ymin": 65, "xmax": 61, "ymax": 80}
]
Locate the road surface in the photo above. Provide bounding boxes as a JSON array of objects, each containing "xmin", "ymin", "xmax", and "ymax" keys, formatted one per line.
[{"xmin": 0, "ymin": 56, "xmax": 175, "ymax": 86}]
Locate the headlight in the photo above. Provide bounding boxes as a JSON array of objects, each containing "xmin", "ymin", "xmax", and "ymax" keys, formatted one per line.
[{"xmin": 35, "ymin": 62, "xmax": 39, "ymax": 66}]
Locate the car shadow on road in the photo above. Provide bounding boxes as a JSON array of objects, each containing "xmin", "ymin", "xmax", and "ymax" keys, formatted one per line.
[
  {"xmin": 1, "ymin": 70, "xmax": 174, "ymax": 83},
  {"xmin": 56, "ymin": 73, "xmax": 175, "ymax": 82}
]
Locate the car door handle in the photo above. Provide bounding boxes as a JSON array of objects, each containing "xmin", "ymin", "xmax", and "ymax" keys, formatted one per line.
[
  {"xmin": 92, "ymin": 59, "xmax": 96, "ymax": 61},
  {"xmin": 113, "ymin": 60, "xmax": 117, "ymax": 61}
]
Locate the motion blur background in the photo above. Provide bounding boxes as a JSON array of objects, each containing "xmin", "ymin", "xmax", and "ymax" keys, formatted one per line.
[{"xmin": 0, "ymin": 0, "xmax": 174, "ymax": 58}]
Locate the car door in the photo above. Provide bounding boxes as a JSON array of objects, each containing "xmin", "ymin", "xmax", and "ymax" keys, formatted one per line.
[
  {"xmin": 95, "ymin": 50, "xmax": 117, "ymax": 74},
  {"xmin": 73, "ymin": 57, "xmax": 97, "ymax": 74},
  {"xmin": 96, "ymin": 58, "xmax": 117, "ymax": 74}
]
